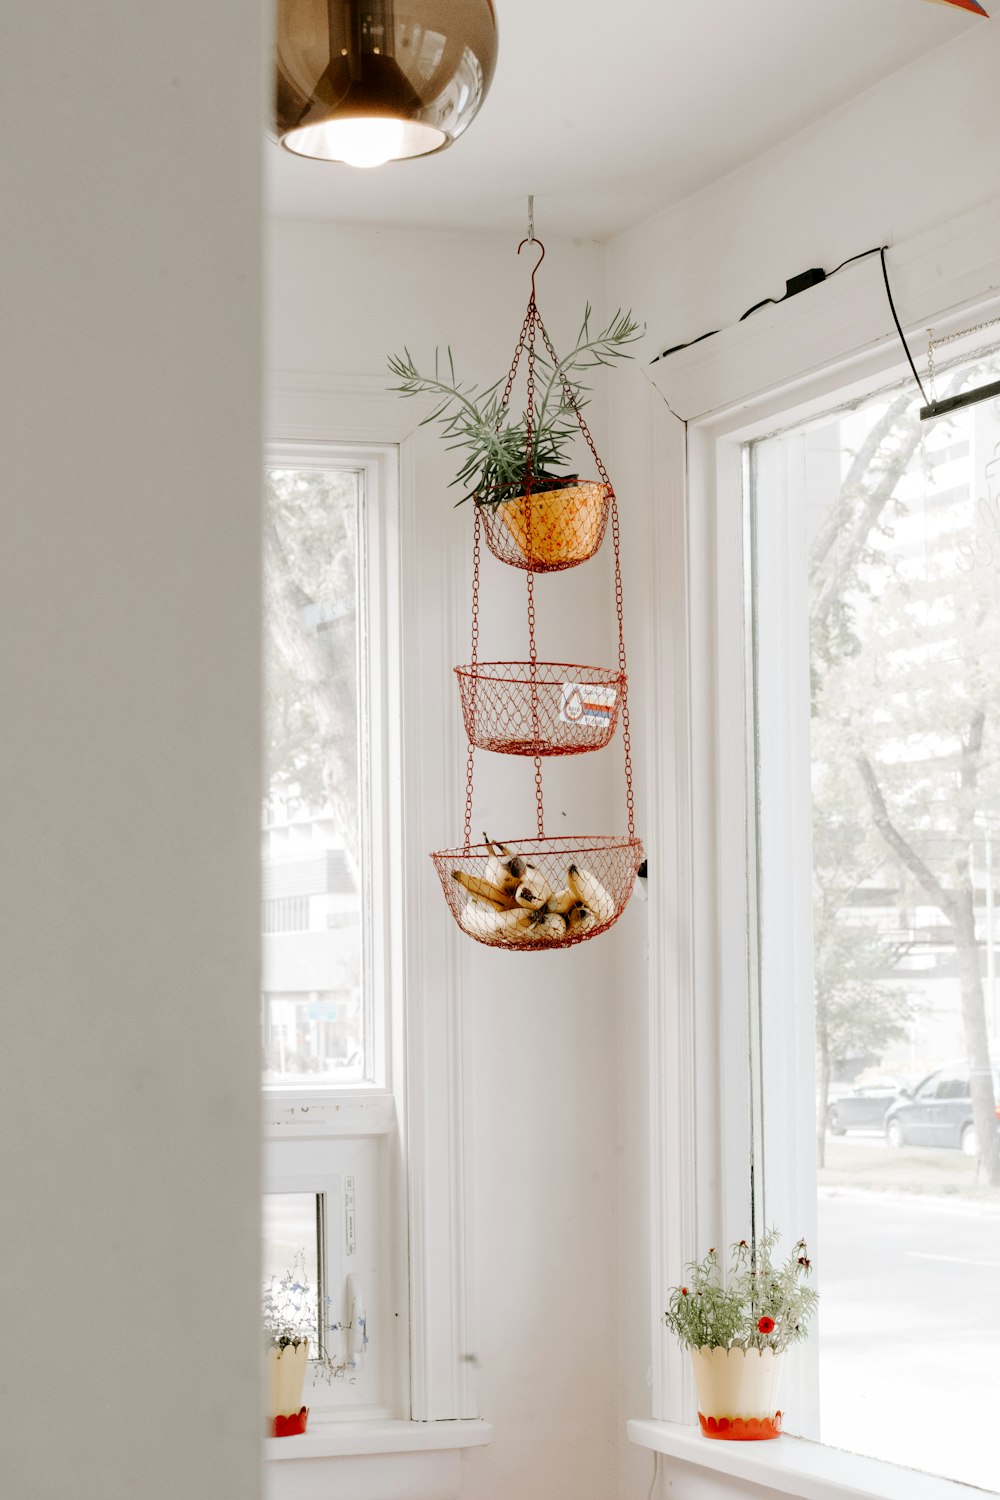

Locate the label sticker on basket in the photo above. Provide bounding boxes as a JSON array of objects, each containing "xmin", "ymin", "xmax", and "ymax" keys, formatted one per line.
[{"xmin": 559, "ymin": 682, "xmax": 617, "ymax": 727}]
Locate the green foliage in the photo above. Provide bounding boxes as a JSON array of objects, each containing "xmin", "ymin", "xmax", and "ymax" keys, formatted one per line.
[
  {"xmin": 387, "ymin": 305, "xmax": 642, "ymax": 505},
  {"xmin": 663, "ymin": 1232, "xmax": 818, "ymax": 1352}
]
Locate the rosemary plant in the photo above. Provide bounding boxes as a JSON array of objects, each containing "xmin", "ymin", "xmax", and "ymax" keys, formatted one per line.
[
  {"xmin": 388, "ymin": 305, "xmax": 642, "ymax": 506},
  {"xmin": 664, "ymin": 1231, "xmax": 818, "ymax": 1353}
]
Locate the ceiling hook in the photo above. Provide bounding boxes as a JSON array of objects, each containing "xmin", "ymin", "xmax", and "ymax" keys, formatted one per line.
[{"xmin": 517, "ymin": 235, "xmax": 545, "ymax": 300}]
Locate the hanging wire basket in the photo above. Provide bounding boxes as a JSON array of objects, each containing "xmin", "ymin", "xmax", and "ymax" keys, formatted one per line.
[
  {"xmin": 433, "ymin": 230, "xmax": 642, "ymax": 952},
  {"xmin": 455, "ymin": 661, "xmax": 625, "ymax": 755},
  {"xmin": 477, "ymin": 480, "xmax": 612, "ymax": 572},
  {"xmin": 431, "ymin": 834, "xmax": 644, "ymax": 951}
]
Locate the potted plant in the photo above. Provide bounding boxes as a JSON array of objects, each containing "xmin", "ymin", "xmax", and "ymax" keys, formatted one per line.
[
  {"xmin": 263, "ymin": 1255, "xmax": 357, "ymax": 1436},
  {"xmin": 388, "ymin": 305, "xmax": 641, "ymax": 568},
  {"xmin": 663, "ymin": 1231, "xmax": 818, "ymax": 1440}
]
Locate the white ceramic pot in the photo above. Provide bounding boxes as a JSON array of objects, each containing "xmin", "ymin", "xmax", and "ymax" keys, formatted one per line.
[
  {"xmin": 689, "ymin": 1346, "xmax": 784, "ymax": 1440},
  {"xmin": 267, "ymin": 1338, "xmax": 310, "ymax": 1436}
]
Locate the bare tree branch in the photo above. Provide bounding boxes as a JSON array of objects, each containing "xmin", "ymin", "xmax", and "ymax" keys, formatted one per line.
[{"xmin": 855, "ymin": 753, "xmax": 954, "ymax": 920}]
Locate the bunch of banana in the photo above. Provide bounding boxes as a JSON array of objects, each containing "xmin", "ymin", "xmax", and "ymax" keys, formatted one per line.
[{"xmin": 451, "ymin": 837, "xmax": 617, "ymax": 945}]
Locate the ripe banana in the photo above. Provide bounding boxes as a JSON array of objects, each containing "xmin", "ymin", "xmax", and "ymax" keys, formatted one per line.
[
  {"xmin": 451, "ymin": 868, "xmax": 516, "ymax": 909},
  {"xmin": 482, "ymin": 833, "xmax": 526, "ymax": 893},
  {"xmin": 566, "ymin": 864, "xmax": 615, "ymax": 923},
  {"xmin": 566, "ymin": 902, "xmax": 596, "ymax": 933},
  {"xmin": 524, "ymin": 911, "xmax": 568, "ymax": 940},
  {"xmin": 547, "ymin": 886, "xmax": 578, "ymax": 916},
  {"xmin": 453, "ymin": 844, "xmax": 618, "ymax": 947},
  {"xmin": 459, "ymin": 899, "xmax": 534, "ymax": 940},
  {"xmin": 514, "ymin": 881, "xmax": 547, "ymax": 911},
  {"xmin": 517, "ymin": 864, "xmax": 554, "ymax": 907}
]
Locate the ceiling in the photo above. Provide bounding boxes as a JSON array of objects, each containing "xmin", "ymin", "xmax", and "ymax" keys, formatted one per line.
[{"xmin": 266, "ymin": 0, "xmax": 977, "ymax": 241}]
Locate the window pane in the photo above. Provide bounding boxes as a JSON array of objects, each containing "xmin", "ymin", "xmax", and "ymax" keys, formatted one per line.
[
  {"xmin": 751, "ymin": 352, "xmax": 1000, "ymax": 1488},
  {"xmin": 263, "ymin": 468, "xmax": 366, "ymax": 1086},
  {"xmin": 263, "ymin": 1192, "xmax": 321, "ymax": 1286}
]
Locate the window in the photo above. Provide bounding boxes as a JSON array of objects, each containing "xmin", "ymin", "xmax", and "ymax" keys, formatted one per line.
[
  {"xmin": 748, "ymin": 349, "xmax": 1000, "ymax": 1488},
  {"xmin": 262, "ymin": 443, "xmax": 404, "ymax": 1419}
]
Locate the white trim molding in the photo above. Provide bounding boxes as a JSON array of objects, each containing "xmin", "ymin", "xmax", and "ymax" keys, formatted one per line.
[
  {"xmin": 646, "ymin": 194, "xmax": 1000, "ymax": 423},
  {"xmin": 629, "ymin": 1421, "xmax": 998, "ymax": 1500},
  {"xmin": 634, "ymin": 194, "xmax": 1000, "ymax": 1496},
  {"xmin": 267, "ymin": 375, "xmax": 479, "ymax": 1429}
]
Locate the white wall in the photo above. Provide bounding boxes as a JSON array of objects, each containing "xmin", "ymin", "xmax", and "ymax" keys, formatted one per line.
[
  {"xmin": 0, "ymin": 5, "xmax": 263, "ymax": 1498},
  {"xmin": 268, "ymin": 216, "xmax": 646, "ymax": 1500},
  {"xmin": 606, "ymin": 18, "xmax": 1000, "ymax": 1500},
  {"xmin": 610, "ymin": 22, "xmax": 1000, "ymax": 360}
]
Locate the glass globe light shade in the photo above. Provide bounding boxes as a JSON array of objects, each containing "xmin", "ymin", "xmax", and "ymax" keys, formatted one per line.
[{"xmin": 274, "ymin": 0, "xmax": 498, "ymax": 166}]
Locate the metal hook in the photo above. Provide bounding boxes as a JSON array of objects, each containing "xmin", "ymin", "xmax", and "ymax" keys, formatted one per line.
[{"xmin": 516, "ymin": 235, "xmax": 545, "ymax": 300}]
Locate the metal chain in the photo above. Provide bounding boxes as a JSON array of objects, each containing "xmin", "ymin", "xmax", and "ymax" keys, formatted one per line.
[
  {"xmin": 459, "ymin": 249, "xmax": 637, "ymax": 848},
  {"xmin": 495, "ymin": 299, "xmax": 535, "ymax": 428},
  {"xmin": 462, "ymin": 509, "xmax": 483, "ymax": 852},
  {"xmin": 538, "ymin": 311, "xmax": 634, "ymax": 837},
  {"xmin": 523, "ymin": 296, "xmax": 545, "ymax": 834},
  {"xmin": 610, "ymin": 492, "xmax": 635, "ymax": 840},
  {"xmin": 927, "ymin": 316, "xmax": 1000, "ymax": 402},
  {"xmin": 470, "ymin": 505, "xmax": 481, "ymax": 669}
]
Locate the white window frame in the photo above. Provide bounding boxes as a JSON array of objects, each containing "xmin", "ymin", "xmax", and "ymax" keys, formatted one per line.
[
  {"xmin": 263, "ymin": 438, "xmax": 404, "ymax": 1420},
  {"xmin": 633, "ymin": 194, "xmax": 1000, "ymax": 1500},
  {"xmin": 264, "ymin": 441, "xmax": 400, "ymax": 1099},
  {"xmin": 263, "ymin": 378, "xmax": 490, "ymax": 1490}
]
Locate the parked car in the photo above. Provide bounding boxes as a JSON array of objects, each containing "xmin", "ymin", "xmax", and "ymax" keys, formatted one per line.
[
  {"xmin": 826, "ymin": 1078, "xmax": 905, "ymax": 1135},
  {"xmin": 883, "ymin": 1062, "xmax": 1000, "ymax": 1153}
]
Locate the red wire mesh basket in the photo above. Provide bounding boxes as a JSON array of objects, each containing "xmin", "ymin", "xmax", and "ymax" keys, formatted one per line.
[
  {"xmin": 477, "ymin": 480, "xmax": 611, "ymax": 572},
  {"xmin": 431, "ymin": 834, "xmax": 644, "ymax": 951},
  {"xmin": 455, "ymin": 661, "xmax": 625, "ymax": 755}
]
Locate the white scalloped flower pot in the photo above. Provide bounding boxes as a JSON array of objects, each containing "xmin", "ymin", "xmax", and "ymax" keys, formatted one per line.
[
  {"xmin": 689, "ymin": 1346, "xmax": 784, "ymax": 1440},
  {"xmin": 267, "ymin": 1338, "xmax": 310, "ymax": 1437}
]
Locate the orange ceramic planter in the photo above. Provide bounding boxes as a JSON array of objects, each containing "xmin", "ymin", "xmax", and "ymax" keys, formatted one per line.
[
  {"xmin": 267, "ymin": 1338, "xmax": 310, "ymax": 1437},
  {"xmin": 689, "ymin": 1347, "xmax": 784, "ymax": 1442},
  {"xmin": 495, "ymin": 481, "xmax": 610, "ymax": 568}
]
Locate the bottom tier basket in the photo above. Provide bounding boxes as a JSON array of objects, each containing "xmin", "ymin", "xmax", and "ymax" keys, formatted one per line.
[{"xmin": 431, "ymin": 834, "xmax": 644, "ymax": 950}]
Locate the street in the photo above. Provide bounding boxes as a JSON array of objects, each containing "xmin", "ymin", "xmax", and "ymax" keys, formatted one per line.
[{"xmin": 817, "ymin": 1186, "xmax": 1000, "ymax": 1491}]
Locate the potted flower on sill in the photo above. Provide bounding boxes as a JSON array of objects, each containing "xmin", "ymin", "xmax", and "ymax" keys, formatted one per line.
[
  {"xmin": 264, "ymin": 1255, "xmax": 358, "ymax": 1436},
  {"xmin": 387, "ymin": 304, "xmax": 641, "ymax": 569},
  {"xmin": 663, "ymin": 1231, "xmax": 818, "ymax": 1441}
]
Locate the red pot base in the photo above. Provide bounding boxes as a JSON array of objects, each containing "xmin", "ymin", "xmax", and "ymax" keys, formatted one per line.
[
  {"xmin": 699, "ymin": 1411, "xmax": 782, "ymax": 1441},
  {"xmin": 272, "ymin": 1407, "xmax": 309, "ymax": 1437}
]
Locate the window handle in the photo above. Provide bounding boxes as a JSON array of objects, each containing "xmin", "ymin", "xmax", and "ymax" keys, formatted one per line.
[{"xmin": 346, "ymin": 1273, "xmax": 367, "ymax": 1361}]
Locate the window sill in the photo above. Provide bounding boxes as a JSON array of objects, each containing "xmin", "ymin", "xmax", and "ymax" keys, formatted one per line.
[
  {"xmin": 264, "ymin": 1420, "xmax": 492, "ymax": 1500},
  {"xmin": 627, "ymin": 1419, "xmax": 997, "ymax": 1500},
  {"xmin": 265, "ymin": 1417, "xmax": 493, "ymax": 1462}
]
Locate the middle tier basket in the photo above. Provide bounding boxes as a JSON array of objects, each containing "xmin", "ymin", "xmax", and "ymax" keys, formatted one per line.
[{"xmin": 455, "ymin": 660, "xmax": 625, "ymax": 755}]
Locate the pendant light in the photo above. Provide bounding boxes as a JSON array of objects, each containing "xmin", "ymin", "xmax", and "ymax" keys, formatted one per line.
[{"xmin": 274, "ymin": 0, "xmax": 498, "ymax": 168}]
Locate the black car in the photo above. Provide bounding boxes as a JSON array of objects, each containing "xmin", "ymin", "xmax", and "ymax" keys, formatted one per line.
[
  {"xmin": 826, "ymin": 1078, "xmax": 904, "ymax": 1135},
  {"xmin": 883, "ymin": 1063, "xmax": 1000, "ymax": 1153}
]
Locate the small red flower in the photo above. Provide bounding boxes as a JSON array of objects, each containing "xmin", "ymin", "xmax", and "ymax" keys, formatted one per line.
[
  {"xmin": 681, "ymin": 1287, "xmax": 689, "ymax": 1296},
  {"xmin": 757, "ymin": 1315, "xmax": 775, "ymax": 1335}
]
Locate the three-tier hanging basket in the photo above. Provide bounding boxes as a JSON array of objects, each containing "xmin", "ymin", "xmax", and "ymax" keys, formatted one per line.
[{"xmin": 429, "ymin": 234, "xmax": 643, "ymax": 951}]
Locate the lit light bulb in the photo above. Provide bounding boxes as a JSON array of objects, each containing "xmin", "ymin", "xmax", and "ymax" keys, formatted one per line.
[
  {"xmin": 282, "ymin": 115, "xmax": 445, "ymax": 166},
  {"xmin": 332, "ymin": 117, "xmax": 406, "ymax": 168}
]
